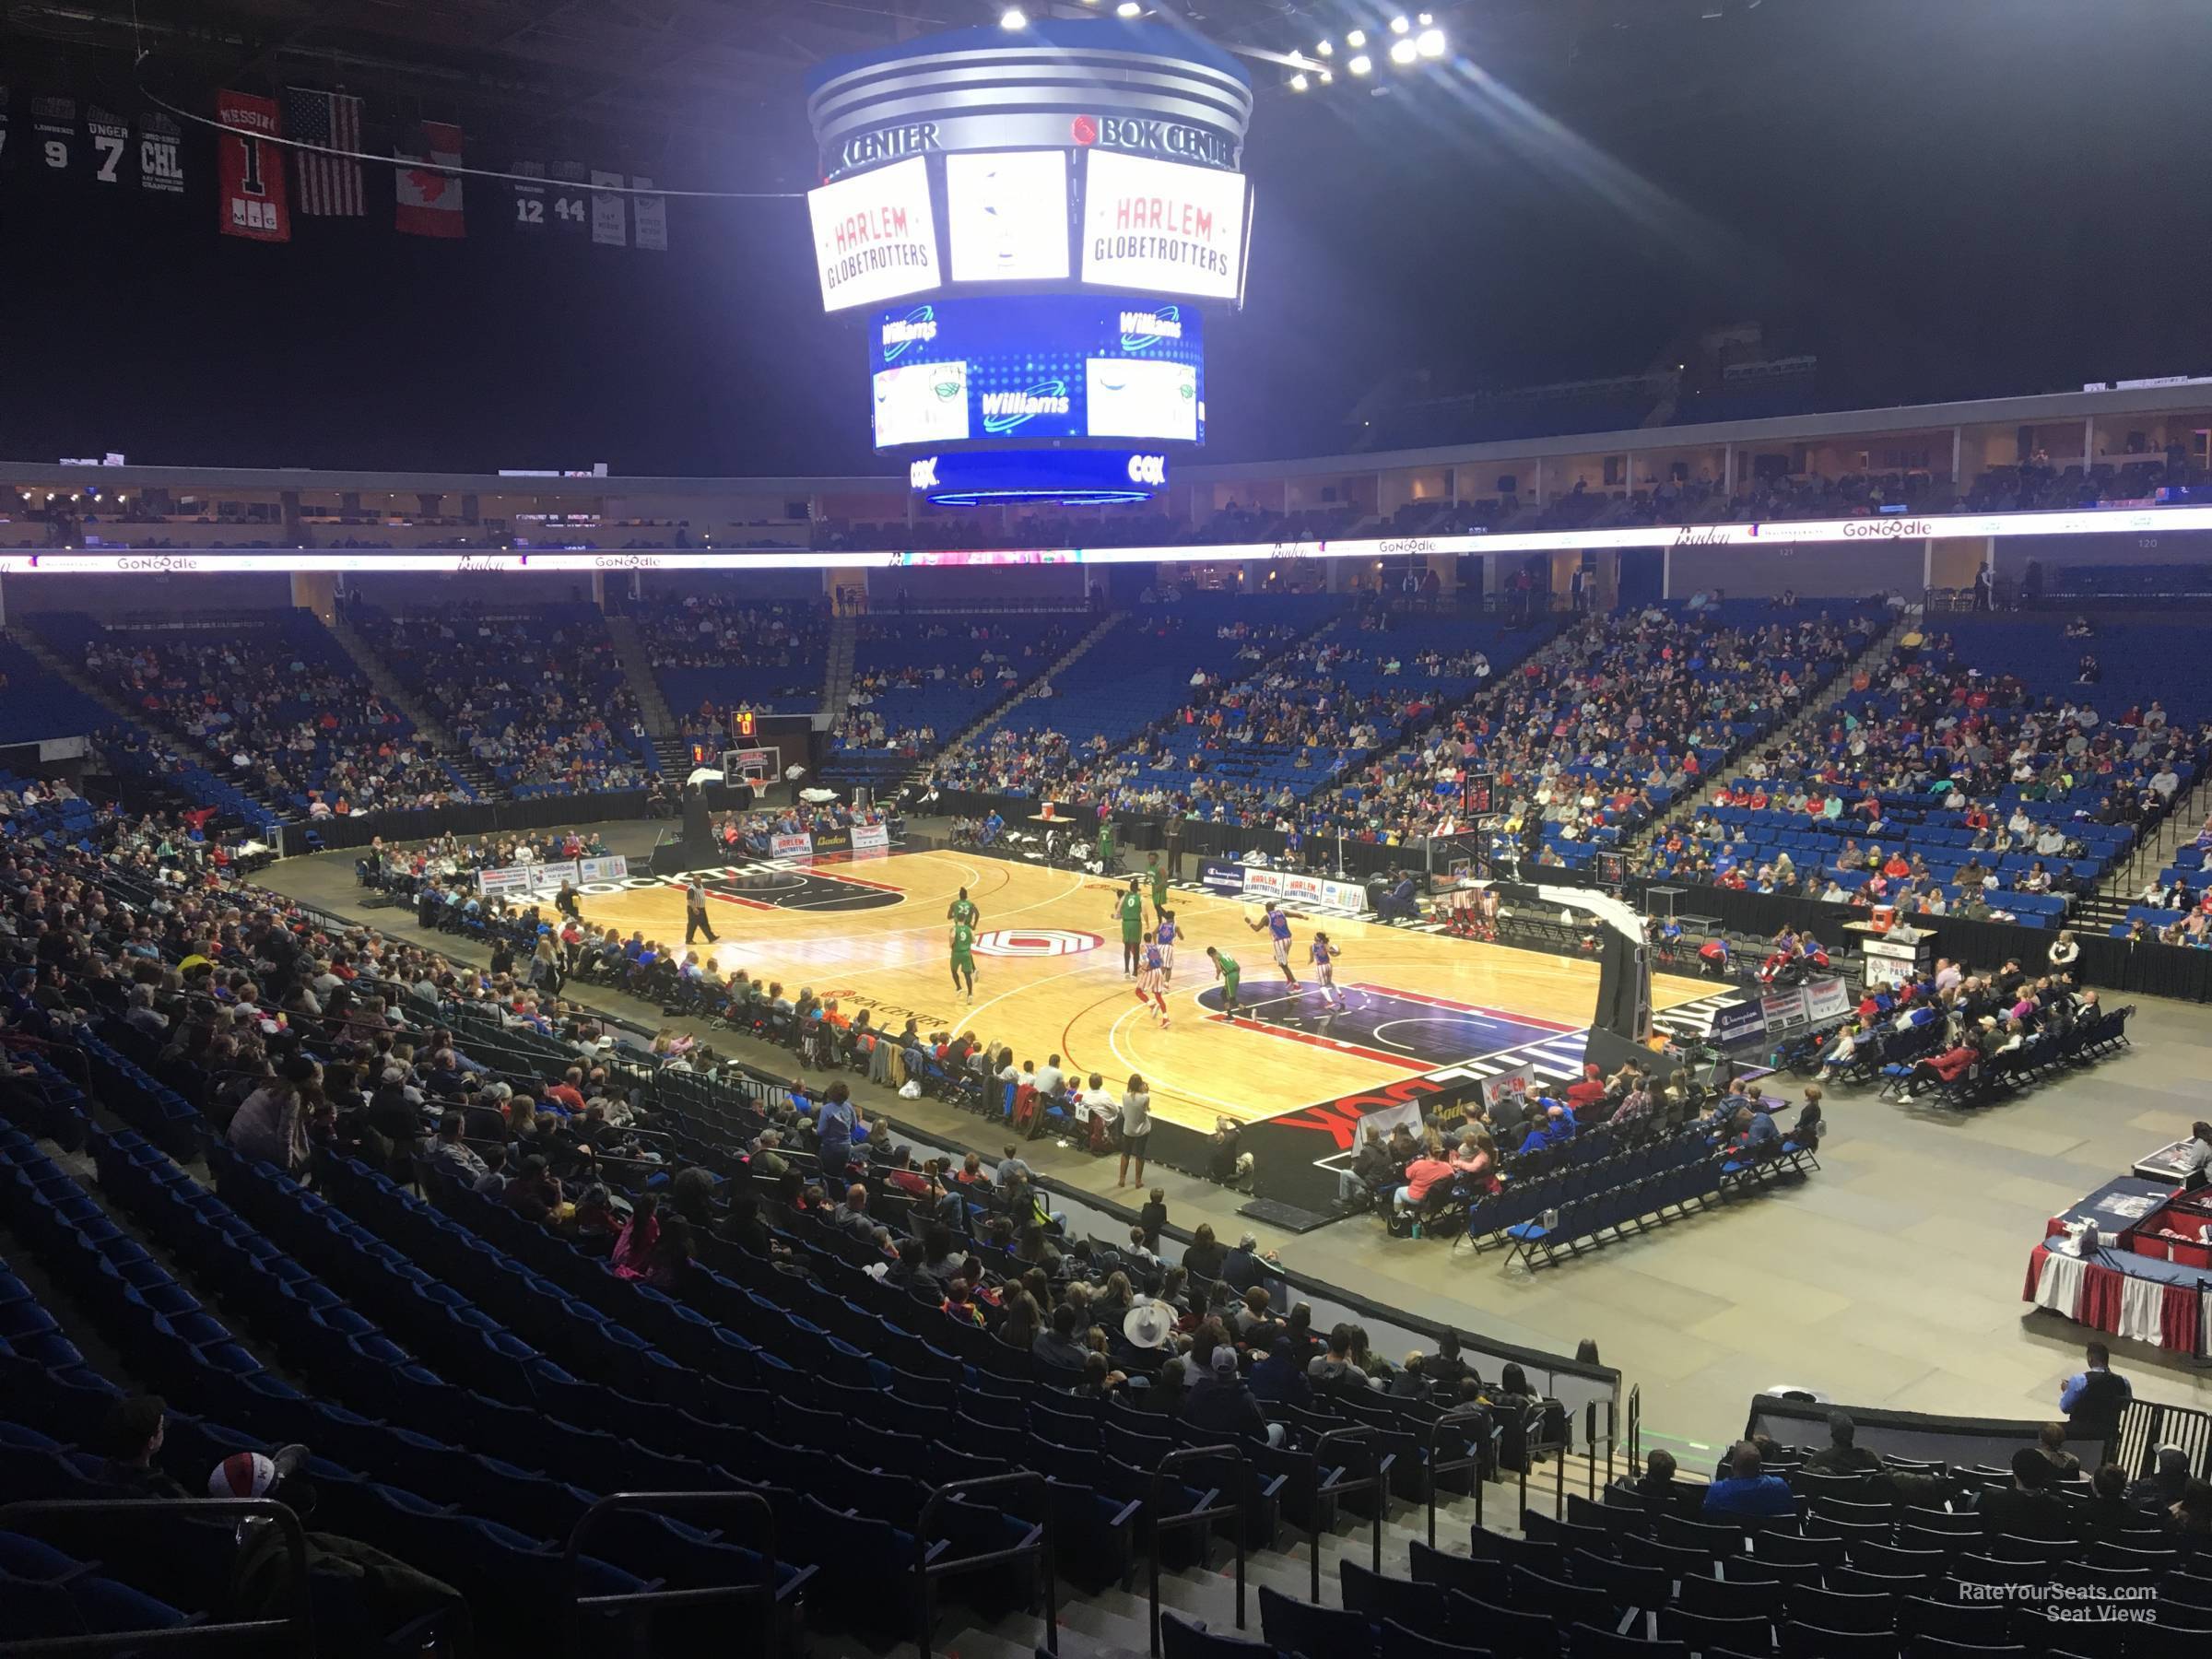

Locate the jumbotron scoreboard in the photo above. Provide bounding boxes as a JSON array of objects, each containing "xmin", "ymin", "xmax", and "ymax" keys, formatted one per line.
[{"xmin": 804, "ymin": 18, "xmax": 1253, "ymax": 506}]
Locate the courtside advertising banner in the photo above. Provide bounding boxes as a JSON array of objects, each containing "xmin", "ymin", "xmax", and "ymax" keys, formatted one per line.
[
  {"xmin": 1480, "ymin": 1065, "xmax": 1537, "ymax": 1117},
  {"xmin": 1760, "ymin": 987, "xmax": 1811, "ymax": 1032},
  {"xmin": 1243, "ymin": 865, "xmax": 1368, "ymax": 915},
  {"xmin": 808, "ymin": 156, "xmax": 939, "ymax": 311},
  {"xmin": 478, "ymin": 859, "xmax": 579, "ymax": 898},
  {"xmin": 577, "ymin": 855, "xmax": 629, "ymax": 883},
  {"xmin": 1803, "ymin": 977, "xmax": 1852, "ymax": 1023},
  {"xmin": 1712, "ymin": 1001, "xmax": 1768, "ymax": 1047},
  {"xmin": 851, "ymin": 823, "xmax": 890, "ymax": 853},
  {"xmin": 1199, "ymin": 859, "xmax": 1247, "ymax": 894},
  {"xmin": 769, "ymin": 832, "xmax": 814, "ymax": 859}
]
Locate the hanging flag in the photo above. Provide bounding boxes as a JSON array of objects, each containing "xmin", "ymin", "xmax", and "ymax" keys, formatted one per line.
[
  {"xmin": 589, "ymin": 169, "xmax": 626, "ymax": 246},
  {"xmin": 30, "ymin": 95, "xmax": 76, "ymax": 174},
  {"xmin": 395, "ymin": 120, "xmax": 465, "ymax": 238},
  {"xmin": 286, "ymin": 88, "xmax": 364, "ymax": 216},
  {"xmin": 216, "ymin": 90, "xmax": 289, "ymax": 242},
  {"xmin": 551, "ymin": 161, "xmax": 590, "ymax": 234},
  {"xmin": 511, "ymin": 158, "xmax": 547, "ymax": 231},
  {"xmin": 138, "ymin": 111, "xmax": 184, "ymax": 194},
  {"xmin": 86, "ymin": 106, "xmax": 129, "ymax": 185},
  {"xmin": 632, "ymin": 176, "xmax": 667, "ymax": 252}
]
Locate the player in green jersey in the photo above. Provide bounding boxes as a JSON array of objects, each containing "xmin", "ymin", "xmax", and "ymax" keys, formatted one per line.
[
  {"xmin": 950, "ymin": 921, "xmax": 977, "ymax": 999},
  {"xmin": 1112, "ymin": 878, "xmax": 1146, "ymax": 978},
  {"xmin": 1206, "ymin": 945, "xmax": 1242, "ymax": 1015}
]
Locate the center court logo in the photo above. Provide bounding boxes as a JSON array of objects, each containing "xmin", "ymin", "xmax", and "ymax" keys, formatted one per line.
[{"xmin": 973, "ymin": 928, "xmax": 1102, "ymax": 958}]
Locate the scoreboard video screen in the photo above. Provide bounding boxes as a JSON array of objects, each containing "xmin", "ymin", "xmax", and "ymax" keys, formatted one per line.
[
  {"xmin": 867, "ymin": 294, "xmax": 1204, "ymax": 450},
  {"xmin": 807, "ymin": 157, "xmax": 940, "ymax": 312},
  {"xmin": 806, "ymin": 147, "xmax": 1250, "ymax": 311}
]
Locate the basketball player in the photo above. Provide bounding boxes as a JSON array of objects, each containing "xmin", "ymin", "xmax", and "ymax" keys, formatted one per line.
[
  {"xmin": 1248, "ymin": 900, "xmax": 1299, "ymax": 987},
  {"xmin": 1155, "ymin": 907, "xmax": 1178, "ymax": 983},
  {"xmin": 1147, "ymin": 853, "xmax": 1171, "ymax": 925},
  {"xmin": 947, "ymin": 887, "xmax": 980, "ymax": 933},
  {"xmin": 1112, "ymin": 877, "xmax": 1147, "ymax": 978},
  {"xmin": 1206, "ymin": 945, "xmax": 1242, "ymax": 1016},
  {"xmin": 1310, "ymin": 931, "xmax": 1346, "ymax": 1010},
  {"xmin": 1135, "ymin": 940, "xmax": 1171, "ymax": 1028},
  {"xmin": 949, "ymin": 919, "xmax": 977, "ymax": 1001}
]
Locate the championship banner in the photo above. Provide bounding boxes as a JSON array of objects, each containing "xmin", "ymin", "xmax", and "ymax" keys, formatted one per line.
[
  {"xmin": 1803, "ymin": 977, "xmax": 1852, "ymax": 1024},
  {"xmin": 217, "ymin": 90, "xmax": 289, "ymax": 241},
  {"xmin": 478, "ymin": 858, "xmax": 580, "ymax": 898},
  {"xmin": 851, "ymin": 823, "xmax": 890, "ymax": 853},
  {"xmin": 1480, "ymin": 1065, "xmax": 1537, "ymax": 1118},
  {"xmin": 632, "ymin": 176, "xmax": 667, "ymax": 251},
  {"xmin": 511, "ymin": 159, "xmax": 547, "ymax": 231},
  {"xmin": 769, "ymin": 832, "xmax": 813, "ymax": 859},
  {"xmin": 577, "ymin": 855, "xmax": 629, "ymax": 883},
  {"xmin": 138, "ymin": 112, "xmax": 183, "ymax": 194},
  {"xmin": 590, "ymin": 170, "xmax": 627, "ymax": 245},
  {"xmin": 395, "ymin": 121, "xmax": 465, "ymax": 238},
  {"xmin": 86, "ymin": 106, "xmax": 129, "ymax": 186}
]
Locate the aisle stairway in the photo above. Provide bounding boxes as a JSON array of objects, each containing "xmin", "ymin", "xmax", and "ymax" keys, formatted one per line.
[
  {"xmin": 606, "ymin": 610, "xmax": 677, "ymax": 737},
  {"xmin": 2080, "ymin": 766, "xmax": 2212, "ymax": 932},
  {"xmin": 1618, "ymin": 605, "xmax": 1917, "ymax": 861},
  {"xmin": 325, "ymin": 610, "xmax": 504, "ymax": 801},
  {"xmin": 823, "ymin": 613, "xmax": 859, "ymax": 713}
]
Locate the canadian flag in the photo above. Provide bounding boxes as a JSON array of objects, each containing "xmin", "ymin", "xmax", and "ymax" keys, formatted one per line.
[{"xmin": 395, "ymin": 121, "xmax": 465, "ymax": 238}]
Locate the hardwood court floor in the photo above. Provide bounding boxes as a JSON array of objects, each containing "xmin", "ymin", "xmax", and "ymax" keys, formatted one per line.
[{"xmin": 580, "ymin": 850, "xmax": 1714, "ymax": 1133}]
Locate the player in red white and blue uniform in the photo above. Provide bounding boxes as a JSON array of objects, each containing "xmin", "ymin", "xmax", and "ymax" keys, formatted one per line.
[
  {"xmin": 1248, "ymin": 900, "xmax": 1299, "ymax": 987},
  {"xmin": 1135, "ymin": 942, "xmax": 1171, "ymax": 1027},
  {"xmin": 1155, "ymin": 911, "xmax": 1178, "ymax": 982},
  {"xmin": 1309, "ymin": 932, "xmax": 1345, "ymax": 1011}
]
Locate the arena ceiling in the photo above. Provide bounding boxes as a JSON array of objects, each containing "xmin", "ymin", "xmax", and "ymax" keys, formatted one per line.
[{"xmin": 3, "ymin": 0, "xmax": 1786, "ymax": 145}]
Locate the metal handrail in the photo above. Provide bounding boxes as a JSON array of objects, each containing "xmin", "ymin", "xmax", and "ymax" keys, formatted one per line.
[
  {"xmin": 915, "ymin": 1471, "xmax": 1055, "ymax": 1659},
  {"xmin": 1423, "ymin": 1405, "xmax": 1499, "ymax": 1547},
  {"xmin": 0, "ymin": 1498, "xmax": 314, "ymax": 1657},
  {"xmin": 1310, "ymin": 1425, "xmax": 1382, "ymax": 1603},
  {"xmin": 561, "ymin": 1489, "xmax": 777, "ymax": 1656},
  {"xmin": 1147, "ymin": 1443, "xmax": 1250, "ymax": 1657}
]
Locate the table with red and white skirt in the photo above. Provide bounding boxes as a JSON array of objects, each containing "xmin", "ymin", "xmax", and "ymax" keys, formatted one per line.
[{"xmin": 2024, "ymin": 1176, "xmax": 2212, "ymax": 1357}]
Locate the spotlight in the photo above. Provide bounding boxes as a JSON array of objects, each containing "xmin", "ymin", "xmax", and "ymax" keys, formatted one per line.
[
  {"xmin": 1416, "ymin": 26, "xmax": 1445, "ymax": 56},
  {"xmin": 1290, "ymin": 72, "xmax": 1309, "ymax": 89},
  {"xmin": 1318, "ymin": 68, "xmax": 1333, "ymax": 82},
  {"xmin": 1315, "ymin": 39, "xmax": 1333, "ymax": 54},
  {"xmin": 1389, "ymin": 37, "xmax": 1418, "ymax": 64},
  {"xmin": 1116, "ymin": 0, "xmax": 1140, "ymax": 11},
  {"xmin": 1346, "ymin": 28, "xmax": 1366, "ymax": 46},
  {"xmin": 1390, "ymin": 15, "xmax": 1410, "ymax": 32},
  {"xmin": 999, "ymin": 6, "xmax": 1026, "ymax": 27},
  {"xmin": 1418, "ymin": 11, "xmax": 1432, "ymax": 22},
  {"xmin": 1347, "ymin": 52, "xmax": 1371, "ymax": 73}
]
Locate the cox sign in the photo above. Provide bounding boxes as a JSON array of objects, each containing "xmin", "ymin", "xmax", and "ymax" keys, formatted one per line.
[{"xmin": 1126, "ymin": 453, "xmax": 1167, "ymax": 487}]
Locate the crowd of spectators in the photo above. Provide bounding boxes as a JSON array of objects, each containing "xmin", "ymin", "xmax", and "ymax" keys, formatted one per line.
[
  {"xmin": 354, "ymin": 604, "xmax": 655, "ymax": 798},
  {"xmin": 62, "ymin": 615, "xmax": 472, "ymax": 818},
  {"xmin": 832, "ymin": 615, "xmax": 1082, "ymax": 761},
  {"xmin": 1637, "ymin": 627, "xmax": 2209, "ymax": 917}
]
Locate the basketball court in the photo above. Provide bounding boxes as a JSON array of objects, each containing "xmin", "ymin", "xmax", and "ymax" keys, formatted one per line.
[{"xmin": 572, "ymin": 847, "xmax": 1716, "ymax": 1133}]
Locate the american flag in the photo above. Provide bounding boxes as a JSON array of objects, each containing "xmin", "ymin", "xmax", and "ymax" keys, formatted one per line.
[{"xmin": 285, "ymin": 87, "xmax": 363, "ymax": 216}]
